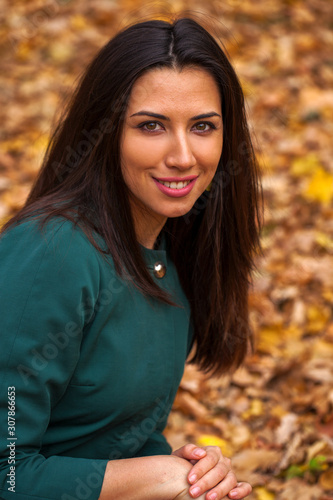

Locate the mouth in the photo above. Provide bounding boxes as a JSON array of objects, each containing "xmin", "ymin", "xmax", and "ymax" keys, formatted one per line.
[
  {"xmin": 153, "ymin": 175, "xmax": 198, "ymax": 190},
  {"xmin": 152, "ymin": 175, "xmax": 198, "ymax": 198},
  {"xmin": 156, "ymin": 179, "xmax": 191, "ymax": 190}
]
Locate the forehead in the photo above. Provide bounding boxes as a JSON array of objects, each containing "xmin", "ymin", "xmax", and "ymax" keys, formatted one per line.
[{"xmin": 126, "ymin": 66, "xmax": 221, "ymax": 115}]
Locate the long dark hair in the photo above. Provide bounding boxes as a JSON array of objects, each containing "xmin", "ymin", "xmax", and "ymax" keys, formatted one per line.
[{"xmin": 2, "ymin": 17, "xmax": 262, "ymax": 375}]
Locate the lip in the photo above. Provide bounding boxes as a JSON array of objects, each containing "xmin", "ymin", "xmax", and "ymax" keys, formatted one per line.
[{"xmin": 153, "ymin": 176, "xmax": 198, "ymax": 198}]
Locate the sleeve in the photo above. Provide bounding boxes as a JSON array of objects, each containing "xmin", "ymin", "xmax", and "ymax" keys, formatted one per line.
[
  {"xmin": 135, "ymin": 433, "xmax": 172, "ymax": 457},
  {"xmin": 0, "ymin": 219, "xmax": 108, "ymax": 500}
]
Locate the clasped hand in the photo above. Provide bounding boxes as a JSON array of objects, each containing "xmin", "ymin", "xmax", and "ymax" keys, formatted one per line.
[{"xmin": 172, "ymin": 444, "xmax": 251, "ymax": 500}]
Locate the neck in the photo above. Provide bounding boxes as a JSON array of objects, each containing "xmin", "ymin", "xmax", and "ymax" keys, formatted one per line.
[
  {"xmin": 132, "ymin": 212, "xmax": 167, "ymax": 250},
  {"xmin": 136, "ymin": 222, "xmax": 166, "ymax": 249},
  {"xmin": 128, "ymin": 196, "xmax": 167, "ymax": 249}
]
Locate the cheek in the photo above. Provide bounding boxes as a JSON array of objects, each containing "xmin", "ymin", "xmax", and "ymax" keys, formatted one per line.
[
  {"xmin": 121, "ymin": 139, "xmax": 137, "ymax": 168},
  {"xmin": 122, "ymin": 136, "xmax": 164, "ymax": 171},
  {"xmin": 196, "ymin": 142, "xmax": 222, "ymax": 174}
]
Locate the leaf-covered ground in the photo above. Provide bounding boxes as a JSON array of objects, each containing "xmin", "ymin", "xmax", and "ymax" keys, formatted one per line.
[{"xmin": 1, "ymin": 1, "xmax": 333, "ymax": 498}]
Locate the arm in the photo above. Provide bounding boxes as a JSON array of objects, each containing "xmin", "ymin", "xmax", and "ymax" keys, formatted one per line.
[
  {"xmin": 98, "ymin": 455, "xmax": 207, "ymax": 500},
  {"xmin": 98, "ymin": 444, "xmax": 251, "ymax": 500},
  {"xmin": 0, "ymin": 219, "xmax": 204, "ymax": 500},
  {"xmin": 0, "ymin": 219, "xmax": 108, "ymax": 500}
]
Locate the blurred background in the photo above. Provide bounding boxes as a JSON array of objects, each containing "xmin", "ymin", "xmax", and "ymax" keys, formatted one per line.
[{"xmin": 1, "ymin": 0, "xmax": 333, "ymax": 498}]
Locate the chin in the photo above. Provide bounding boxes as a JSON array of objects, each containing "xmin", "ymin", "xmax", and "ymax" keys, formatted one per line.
[{"xmin": 164, "ymin": 207, "xmax": 193, "ymax": 218}]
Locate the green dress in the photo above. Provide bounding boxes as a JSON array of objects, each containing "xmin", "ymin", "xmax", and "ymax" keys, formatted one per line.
[{"xmin": 0, "ymin": 217, "xmax": 193, "ymax": 500}]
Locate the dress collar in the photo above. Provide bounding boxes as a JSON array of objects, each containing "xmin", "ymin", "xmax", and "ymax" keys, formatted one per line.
[{"xmin": 139, "ymin": 232, "xmax": 168, "ymax": 266}]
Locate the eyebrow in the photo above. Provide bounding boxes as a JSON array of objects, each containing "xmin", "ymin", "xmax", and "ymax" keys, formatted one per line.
[{"xmin": 129, "ymin": 111, "xmax": 221, "ymax": 120}]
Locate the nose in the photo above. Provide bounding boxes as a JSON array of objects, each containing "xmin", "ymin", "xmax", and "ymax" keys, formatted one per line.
[{"xmin": 164, "ymin": 132, "xmax": 196, "ymax": 170}]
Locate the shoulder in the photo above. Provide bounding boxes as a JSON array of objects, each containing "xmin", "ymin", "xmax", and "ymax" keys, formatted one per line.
[
  {"xmin": 1, "ymin": 215, "xmax": 97, "ymax": 257},
  {"xmin": 1, "ymin": 215, "xmax": 87, "ymax": 246},
  {"xmin": 0, "ymin": 215, "xmax": 104, "ymax": 285}
]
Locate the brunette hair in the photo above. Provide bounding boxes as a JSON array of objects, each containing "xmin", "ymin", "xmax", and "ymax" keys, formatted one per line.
[{"xmin": 2, "ymin": 17, "xmax": 262, "ymax": 375}]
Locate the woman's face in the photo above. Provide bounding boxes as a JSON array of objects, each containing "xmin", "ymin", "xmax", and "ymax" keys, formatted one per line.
[{"xmin": 120, "ymin": 66, "xmax": 223, "ymax": 236}]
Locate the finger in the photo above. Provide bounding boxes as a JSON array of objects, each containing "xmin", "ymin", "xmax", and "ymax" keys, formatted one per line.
[
  {"xmin": 188, "ymin": 453, "xmax": 230, "ymax": 485},
  {"xmin": 203, "ymin": 471, "xmax": 238, "ymax": 500},
  {"xmin": 228, "ymin": 482, "xmax": 252, "ymax": 499},
  {"xmin": 189, "ymin": 465, "xmax": 235, "ymax": 498},
  {"xmin": 173, "ymin": 444, "xmax": 207, "ymax": 461}
]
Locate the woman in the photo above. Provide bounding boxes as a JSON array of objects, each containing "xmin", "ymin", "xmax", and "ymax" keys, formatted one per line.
[{"xmin": 0, "ymin": 17, "xmax": 261, "ymax": 500}]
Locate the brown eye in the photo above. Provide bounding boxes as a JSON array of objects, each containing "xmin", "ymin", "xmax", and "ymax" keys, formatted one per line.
[
  {"xmin": 138, "ymin": 121, "xmax": 163, "ymax": 132},
  {"xmin": 146, "ymin": 122, "xmax": 158, "ymax": 130},
  {"xmin": 195, "ymin": 123, "xmax": 207, "ymax": 131},
  {"xmin": 193, "ymin": 122, "xmax": 216, "ymax": 132}
]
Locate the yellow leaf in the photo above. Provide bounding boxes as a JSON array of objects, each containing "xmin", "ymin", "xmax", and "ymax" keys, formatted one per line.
[
  {"xmin": 70, "ymin": 15, "xmax": 89, "ymax": 31},
  {"xmin": 313, "ymin": 340, "xmax": 333, "ymax": 359},
  {"xmin": 270, "ymin": 405, "xmax": 288, "ymax": 418},
  {"xmin": 48, "ymin": 43, "xmax": 72, "ymax": 63},
  {"xmin": 1, "ymin": 137, "xmax": 27, "ymax": 153},
  {"xmin": 257, "ymin": 324, "xmax": 285, "ymax": 355},
  {"xmin": 306, "ymin": 305, "xmax": 331, "ymax": 334},
  {"xmin": 250, "ymin": 399, "xmax": 264, "ymax": 416},
  {"xmin": 304, "ymin": 167, "xmax": 333, "ymax": 204},
  {"xmin": 316, "ymin": 232, "xmax": 333, "ymax": 252},
  {"xmin": 242, "ymin": 399, "xmax": 264, "ymax": 419},
  {"xmin": 254, "ymin": 486, "xmax": 275, "ymax": 500},
  {"xmin": 291, "ymin": 154, "xmax": 322, "ymax": 177},
  {"xmin": 284, "ymin": 324, "xmax": 303, "ymax": 339},
  {"xmin": 323, "ymin": 289, "xmax": 333, "ymax": 303},
  {"xmin": 196, "ymin": 435, "xmax": 233, "ymax": 457}
]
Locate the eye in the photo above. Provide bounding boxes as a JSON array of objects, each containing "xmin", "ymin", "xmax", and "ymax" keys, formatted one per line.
[
  {"xmin": 193, "ymin": 122, "xmax": 216, "ymax": 132},
  {"xmin": 138, "ymin": 121, "xmax": 164, "ymax": 132}
]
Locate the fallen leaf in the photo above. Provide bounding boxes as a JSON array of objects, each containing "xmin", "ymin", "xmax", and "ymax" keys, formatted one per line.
[
  {"xmin": 320, "ymin": 469, "xmax": 333, "ymax": 491},
  {"xmin": 277, "ymin": 478, "xmax": 322, "ymax": 500},
  {"xmin": 291, "ymin": 154, "xmax": 322, "ymax": 177},
  {"xmin": 275, "ymin": 413, "xmax": 298, "ymax": 445},
  {"xmin": 173, "ymin": 390, "xmax": 208, "ymax": 423},
  {"xmin": 254, "ymin": 486, "xmax": 275, "ymax": 500},
  {"xmin": 232, "ymin": 450, "xmax": 282, "ymax": 474},
  {"xmin": 304, "ymin": 167, "xmax": 333, "ymax": 205},
  {"xmin": 197, "ymin": 435, "xmax": 233, "ymax": 457},
  {"xmin": 242, "ymin": 399, "xmax": 264, "ymax": 420}
]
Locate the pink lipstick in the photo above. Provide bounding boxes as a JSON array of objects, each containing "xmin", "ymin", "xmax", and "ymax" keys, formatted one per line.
[{"xmin": 153, "ymin": 176, "xmax": 198, "ymax": 198}]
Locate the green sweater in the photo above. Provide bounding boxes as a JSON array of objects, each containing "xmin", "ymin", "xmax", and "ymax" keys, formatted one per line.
[{"xmin": 0, "ymin": 218, "xmax": 193, "ymax": 500}]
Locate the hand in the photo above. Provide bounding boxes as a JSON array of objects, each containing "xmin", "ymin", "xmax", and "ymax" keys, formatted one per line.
[
  {"xmin": 173, "ymin": 488, "xmax": 206, "ymax": 500},
  {"xmin": 172, "ymin": 444, "xmax": 252, "ymax": 500}
]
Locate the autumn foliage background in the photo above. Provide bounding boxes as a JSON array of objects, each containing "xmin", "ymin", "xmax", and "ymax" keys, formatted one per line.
[{"xmin": 1, "ymin": 0, "xmax": 333, "ymax": 498}]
